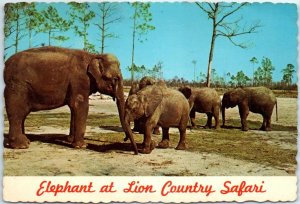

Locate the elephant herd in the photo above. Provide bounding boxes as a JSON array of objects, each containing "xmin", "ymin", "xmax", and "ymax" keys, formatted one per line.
[{"xmin": 4, "ymin": 47, "xmax": 278, "ymax": 155}]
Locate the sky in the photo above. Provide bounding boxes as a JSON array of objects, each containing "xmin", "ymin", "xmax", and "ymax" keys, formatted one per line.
[{"xmin": 4, "ymin": 2, "xmax": 298, "ymax": 82}]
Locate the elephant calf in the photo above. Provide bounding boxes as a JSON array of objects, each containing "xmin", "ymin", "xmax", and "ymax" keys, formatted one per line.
[
  {"xmin": 128, "ymin": 76, "xmax": 160, "ymax": 135},
  {"xmin": 124, "ymin": 82, "xmax": 190, "ymax": 154},
  {"xmin": 179, "ymin": 86, "xmax": 220, "ymax": 129},
  {"xmin": 222, "ymin": 86, "xmax": 278, "ymax": 131}
]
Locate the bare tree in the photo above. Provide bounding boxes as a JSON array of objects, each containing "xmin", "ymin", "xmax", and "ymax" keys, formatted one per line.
[
  {"xmin": 95, "ymin": 3, "xmax": 121, "ymax": 54},
  {"xmin": 4, "ymin": 3, "xmax": 27, "ymax": 54},
  {"xmin": 196, "ymin": 2, "xmax": 261, "ymax": 87}
]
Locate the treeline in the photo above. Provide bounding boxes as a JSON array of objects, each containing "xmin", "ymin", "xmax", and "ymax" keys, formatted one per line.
[{"xmin": 124, "ymin": 56, "xmax": 296, "ymax": 90}]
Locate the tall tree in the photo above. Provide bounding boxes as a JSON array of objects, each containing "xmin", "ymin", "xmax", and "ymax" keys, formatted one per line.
[
  {"xmin": 281, "ymin": 64, "xmax": 295, "ymax": 86},
  {"xmin": 130, "ymin": 2, "xmax": 155, "ymax": 82},
  {"xmin": 40, "ymin": 5, "xmax": 70, "ymax": 46},
  {"xmin": 192, "ymin": 60, "xmax": 197, "ymax": 82},
  {"xmin": 254, "ymin": 57, "xmax": 275, "ymax": 86},
  {"xmin": 69, "ymin": 2, "xmax": 96, "ymax": 52},
  {"xmin": 95, "ymin": 2, "xmax": 121, "ymax": 54},
  {"xmin": 195, "ymin": 2, "xmax": 261, "ymax": 87},
  {"xmin": 24, "ymin": 3, "xmax": 44, "ymax": 48},
  {"xmin": 4, "ymin": 3, "xmax": 27, "ymax": 54},
  {"xmin": 230, "ymin": 70, "xmax": 251, "ymax": 86},
  {"xmin": 250, "ymin": 57, "xmax": 258, "ymax": 86}
]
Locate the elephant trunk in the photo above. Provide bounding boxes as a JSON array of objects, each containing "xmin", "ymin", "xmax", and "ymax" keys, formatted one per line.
[
  {"xmin": 124, "ymin": 114, "xmax": 138, "ymax": 155},
  {"xmin": 115, "ymin": 78, "xmax": 138, "ymax": 155},
  {"xmin": 222, "ymin": 103, "xmax": 226, "ymax": 127}
]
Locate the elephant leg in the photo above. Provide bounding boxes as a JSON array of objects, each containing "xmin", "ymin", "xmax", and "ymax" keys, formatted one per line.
[
  {"xmin": 264, "ymin": 114, "xmax": 272, "ymax": 131},
  {"xmin": 153, "ymin": 125, "xmax": 160, "ymax": 135},
  {"xmin": 260, "ymin": 116, "xmax": 267, "ymax": 131},
  {"xmin": 66, "ymin": 109, "xmax": 75, "ymax": 142},
  {"xmin": 239, "ymin": 106, "xmax": 249, "ymax": 131},
  {"xmin": 140, "ymin": 125, "xmax": 153, "ymax": 154},
  {"xmin": 5, "ymin": 88, "xmax": 30, "ymax": 149},
  {"xmin": 158, "ymin": 127, "xmax": 170, "ymax": 148},
  {"xmin": 68, "ymin": 94, "xmax": 89, "ymax": 148},
  {"xmin": 213, "ymin": 107, "xmax": 220, "ymax": 129},
  {"xmin": 176, "ymin": 127, "xmax": 187, "ymax": 150},
  {"xmin": 204, "ymin": 113, "xmax": 212, "ymax": 129},
  {"xmin": 132, "ymin": 120, "xmax": 139, "ymax": 132},
  {"xmin": 190, "ymin": 108, "xmax": 196, "ymax": 128}
]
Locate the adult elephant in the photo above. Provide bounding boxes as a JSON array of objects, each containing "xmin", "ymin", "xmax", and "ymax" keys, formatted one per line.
[
  {"xmin": 4, "ymin": 46, "xmax": 138, "ymax": 154},
  {"xmin": 178, "ymin": 86, "xmax": 220, "ymax": 129},
  {"xmin": 124, "ymin": 82, "xmax": 190, "ymax": 154},
  {"xmin": 221, "ymin": 86, "xmax": 278, "ymax": 131},
  {"xmin": 128, "ymin": 76, "xmax": 160, "ymax": 134}
]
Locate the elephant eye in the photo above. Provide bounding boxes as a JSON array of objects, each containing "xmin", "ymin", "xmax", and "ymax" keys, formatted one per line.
[{"xmin": 102, "ymin": 75, "xmax": 111, "ymax": 81}]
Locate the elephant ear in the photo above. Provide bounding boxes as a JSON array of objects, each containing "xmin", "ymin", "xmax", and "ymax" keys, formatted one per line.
[
  {"xmin": 87, "ymin": 58, "xmax": 104, "ymax": 81},
  {"xmin": 179, "ymin": 86, "xmax": 192, "ymax": 99},
  {"xmin": 230, "ymin": 88, "xmax": 247, "ymax": 104},
  {"xmin": 144, "ymin": 86, "xmax": 163, "ymax": 117}
]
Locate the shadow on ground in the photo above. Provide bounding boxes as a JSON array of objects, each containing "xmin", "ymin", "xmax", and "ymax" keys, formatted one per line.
[{"xmin": 3, "ymin": 133, "xmax": 138, "ymax": 154}]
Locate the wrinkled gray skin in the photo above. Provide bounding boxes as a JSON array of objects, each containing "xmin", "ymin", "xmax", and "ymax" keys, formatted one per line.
[
  {"xmin": 222, "ymin": 86, "xmax": 278, "ymax": 131},
  {"xmin": 4, "ymin": 46, "xmax": 138, "ymax": 154},
  {"xmin": 125, "ymin": 83, "xmax": 190, "ymax": 154},
  {"xmin": 179, "ymin": 86, "xmax": 220, "ymax": 129},
  {"xmin": 128, "ymin": 76, "xmax": 160, "ymax": 135}
]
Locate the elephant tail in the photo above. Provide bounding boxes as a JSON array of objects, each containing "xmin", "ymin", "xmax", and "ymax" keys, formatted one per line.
[{"xmin": 275, "ymin": 99, "xmax": 278, "ymax": 122}]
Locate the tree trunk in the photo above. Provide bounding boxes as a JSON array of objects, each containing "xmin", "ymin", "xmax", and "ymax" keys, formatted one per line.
[
  {"xmin": 48, "ymin": 30, "xmax": 51, "ymax": 46},
  {"xmin": 15, "ymin": 12, "xmax": 20, "ymax": 53},
  {"xmin": 206, "ymin": 3, "xmax": 218, "ymax": 88},
  {"xmin": 101, "ymin": 5, "xmax": 105, "ymax": 54},
  {"xmin": 29, "ymin": 28, "xmax": 32, "ymax": 48},
  {"xmin": 131, "ymin": 7, "xmax": 137, "ymax": 83}
]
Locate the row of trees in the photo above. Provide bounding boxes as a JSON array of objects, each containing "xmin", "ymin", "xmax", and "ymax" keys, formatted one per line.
[
  {"xmin": 5, "ymin": 2, "xmax": 155, "ymax": 82},
  {"xmin": 127, "ymin": 62, "xmax": 163, "ymax": 81},
  {"xmin": 194, "ymin": 57, "xmax": 295, "ymax": 88},
  {"xmin": 5, "ymin": 2, "xmax": 296, "ymax": 88}
]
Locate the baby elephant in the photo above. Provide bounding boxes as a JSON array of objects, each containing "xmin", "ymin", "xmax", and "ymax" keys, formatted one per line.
[
  {"xmin": 222, "ymin": 86, "xmax": 278, "ymax": 131},
  {"xmin": 179, "ymin": 86, "xmax": 220, "ymax": 129},
  {"xmin": 128, "ymin": 76, "xmax": 160, "ymax": 135},
  {"xmin": 125, "ymin": 82, "xmax": 190, "ymax": 154}
]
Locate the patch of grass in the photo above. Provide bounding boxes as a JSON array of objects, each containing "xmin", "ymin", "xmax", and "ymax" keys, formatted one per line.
[{"xmin": 168, "ymin": 128, "xmax": 297, "ymax": 169}]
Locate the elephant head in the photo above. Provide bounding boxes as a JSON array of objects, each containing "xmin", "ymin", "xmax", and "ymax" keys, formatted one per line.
[
  {"xmin": 123, "ymin": 85, "xmax": 163, "ymax": 145},
  {"xmin": 138, "ymin": 76, "xmax": 156, "ymax": 90},
  {"xmin": 221, "ymin": 88, "xmax": 247, "ymax": 126},
  {"xmin": 87, "ymin": 54, "xmax": 138, "ymax": 154}
]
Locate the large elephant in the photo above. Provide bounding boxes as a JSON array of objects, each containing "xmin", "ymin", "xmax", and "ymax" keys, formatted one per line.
[
  {"xmin": 178, "ymin": 86, "xmax": 220, "ymax": 129},
  {"xmin": 4, "ymin": 46, "xmax": 138, "ymax": 154},
  {"xmin": 128, "ymin": 76, "xmax": 160, "ymax": 134},
  {"xmin": 221, "ymin": 86, "xmax": 278, "ymax": 131},
  {"xmin": 124, "ymin": 82, "xmax": 190, "ymax": 154}
]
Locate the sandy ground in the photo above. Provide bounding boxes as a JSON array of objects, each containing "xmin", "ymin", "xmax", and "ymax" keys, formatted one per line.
[{"xmin": 3, "ymin": 94, "xmax": 297, "ymax": 176}]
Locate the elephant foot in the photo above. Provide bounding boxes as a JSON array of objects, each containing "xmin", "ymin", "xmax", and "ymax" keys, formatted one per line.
[
  {"xmin": 190, "ymin": 125, "xmax": 196, "ymax": 129},
  {"xmin": 153, "ymin": 128, "xmax": 160, "ymax": 135},
  {"xmin": 242, "ymin": 127, "xmax": 249, "ymax": 131},
  {"xmin": 9, "ymin": 134, "xmax": 30, "ymax": 149},
  {"xmin": 260, "ymin": 127, "xmax": 272, "ymax": 131},
  {"xmin": 72, "ymin": 140, "xmax": 87, "ymax": 149},
  {"xmin": 175, "ymin": 142, "xmax": 187, "ymax": 150},
  {"xmin": 215, "ymin": 125, "xmax": 221, "ymax": 130},
  {"xmin": 158, "ymin": 139, "xmax": 169, "ymax": 149},
  {"xmin": 139, "ymin": 147, "xmax": 152, "ymax": 154},
  {"xmin": 66, "ymin": 135, "xmax": 74, "ymax": 142}
]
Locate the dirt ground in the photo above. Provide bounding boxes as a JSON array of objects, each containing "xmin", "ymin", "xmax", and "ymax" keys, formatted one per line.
[{"xmin": 3, "ymin": 93, "xmax": 297, "ymax": 176}]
